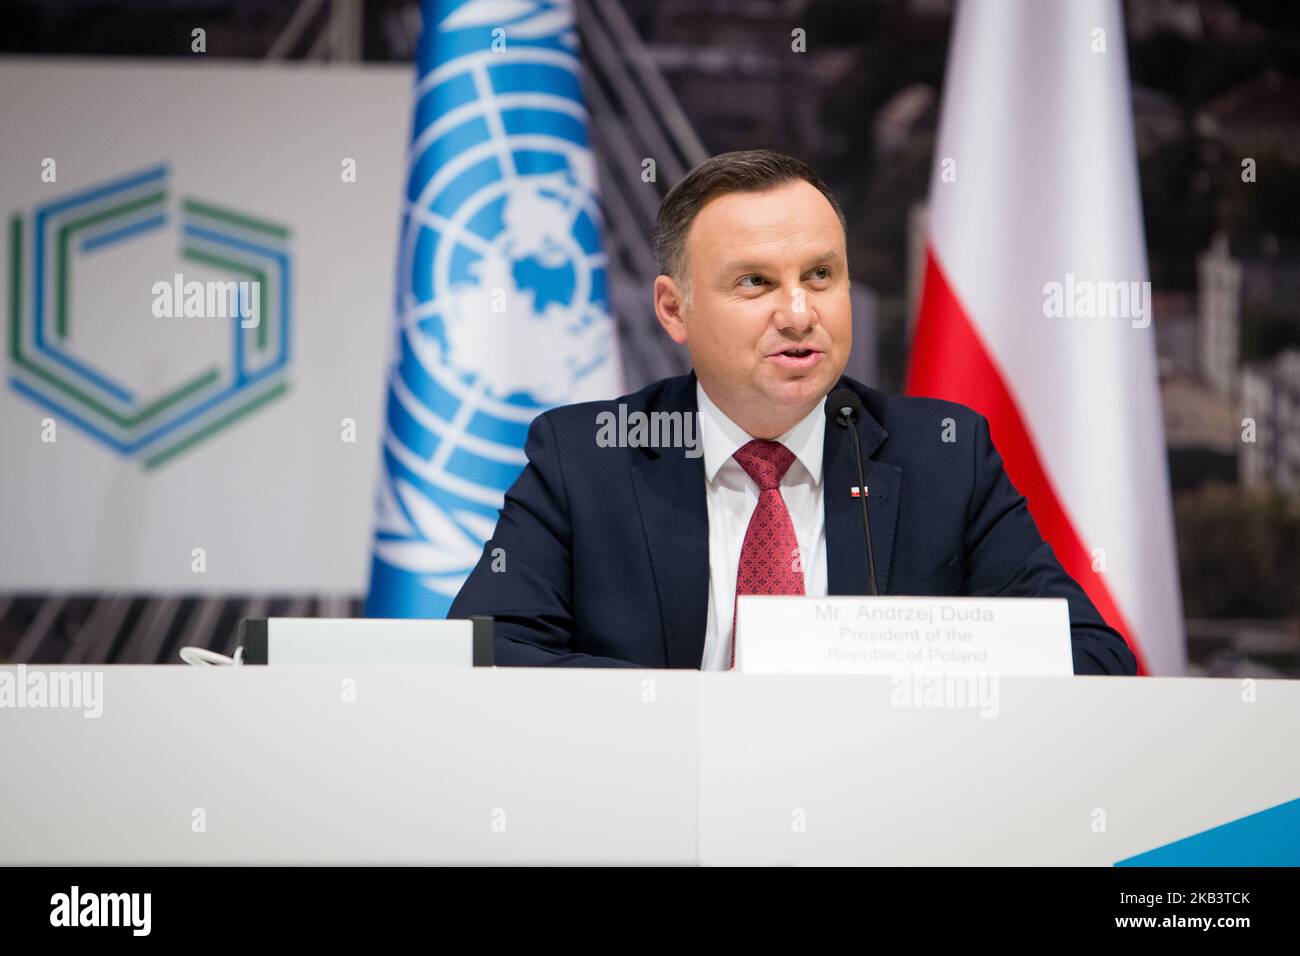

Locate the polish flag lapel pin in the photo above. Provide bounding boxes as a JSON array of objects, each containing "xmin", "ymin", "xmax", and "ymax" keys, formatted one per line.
[{"xmin": 850, "ymin": 486, "xmax": 868, "ymax": 498}]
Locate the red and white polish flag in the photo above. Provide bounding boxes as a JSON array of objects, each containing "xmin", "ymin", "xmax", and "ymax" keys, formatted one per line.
[{"xmin": 906, "ymin": 0, "xmax": 1185, "ymax": 675}]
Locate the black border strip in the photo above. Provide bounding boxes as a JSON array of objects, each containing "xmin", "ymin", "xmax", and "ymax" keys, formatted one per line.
[
  {"xmin": 470, "ymin": 615, "xmax": 494, "ymax": 666},
  {"xmin": 239, "ymin": 618, "xmax": 268, "ymax": 665}
]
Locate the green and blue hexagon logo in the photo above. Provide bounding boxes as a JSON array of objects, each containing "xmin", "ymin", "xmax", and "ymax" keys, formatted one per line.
[{"xmin": 7, "ymin": 164, "xmax": 292, "ymax": 469}]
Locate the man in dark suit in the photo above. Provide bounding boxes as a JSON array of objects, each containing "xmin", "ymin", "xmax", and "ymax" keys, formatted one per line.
[{"xmin": 449, "ymin": 150, "xmax": 1137, "ymax": 675}]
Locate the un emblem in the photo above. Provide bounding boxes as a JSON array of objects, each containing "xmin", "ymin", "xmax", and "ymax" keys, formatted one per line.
[{"xmin": 369, "ymin": 0, "xmax": 622, "ymax": 613}]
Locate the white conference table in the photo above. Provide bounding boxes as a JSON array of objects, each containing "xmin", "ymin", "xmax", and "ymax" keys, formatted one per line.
[{"xmin": 1, "ymin": 666, "xmax": 1296, "ymax": 865}]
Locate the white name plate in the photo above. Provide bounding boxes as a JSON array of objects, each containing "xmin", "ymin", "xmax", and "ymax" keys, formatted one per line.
[
  {"xmin": 734, "ymin": 596, "xmax": 1073, "ymax": 676},
  {"xmin": 238, "ymin": 617, "xmax": 494, "ymax": 667}
]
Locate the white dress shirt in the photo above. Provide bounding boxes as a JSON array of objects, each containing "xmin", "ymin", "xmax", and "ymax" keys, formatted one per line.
[{"xmin": 696, "ymin": 381, "xmax": 828, "ymax": 670}]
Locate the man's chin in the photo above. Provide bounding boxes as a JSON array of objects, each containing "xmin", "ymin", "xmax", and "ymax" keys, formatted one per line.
[{"xmin": 759, "ymin": 371, "xmax": 836, "ymax": 407}]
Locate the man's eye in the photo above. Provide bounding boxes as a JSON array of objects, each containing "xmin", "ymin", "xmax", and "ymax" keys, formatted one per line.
[
  {"xmin": 738, "ymin": 275, "xmax": 767, "ymax": 288},
  {"xmin": 809, "ymin": 266, "xmax": 831, "ymax": 281}
]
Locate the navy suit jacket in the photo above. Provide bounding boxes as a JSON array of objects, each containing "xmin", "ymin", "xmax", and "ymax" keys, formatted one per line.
[{"xmin": 449, "ymin": 371, "xmax": 1137, "ymax": 675}]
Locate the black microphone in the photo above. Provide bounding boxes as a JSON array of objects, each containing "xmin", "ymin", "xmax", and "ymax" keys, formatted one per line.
[{"xmin": 825, "ymin": 387, "xmax": 879, "ymax": 596}]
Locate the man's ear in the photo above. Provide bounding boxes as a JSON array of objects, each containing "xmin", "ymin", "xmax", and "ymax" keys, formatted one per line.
[{"xmin": 653, "ymin": 274, "xmax": 688, "ymax": 345}]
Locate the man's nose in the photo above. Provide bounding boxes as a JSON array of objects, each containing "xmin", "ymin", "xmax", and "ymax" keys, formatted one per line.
[{"xmin": 773, "ymin": 285, "xmax": 816, "ymax": 332}]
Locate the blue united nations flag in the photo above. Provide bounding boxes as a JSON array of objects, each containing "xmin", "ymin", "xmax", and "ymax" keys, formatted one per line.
[{"xmin": 366, "ymin": 0, "xmax": 623, "ymax": 617}]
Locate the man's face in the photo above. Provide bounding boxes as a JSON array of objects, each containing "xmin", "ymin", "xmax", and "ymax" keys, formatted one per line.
[{"xmin": 655, "ymin": 179, "xmax": 852, "ymax": 430}]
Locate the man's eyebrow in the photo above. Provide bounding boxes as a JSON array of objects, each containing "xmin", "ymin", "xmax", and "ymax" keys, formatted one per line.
[
  {"xmin": 802, "ymin": 249, "xmax": 844, "ymax": 266},
  {"xmin": 719, "ymin": 259, "xmax": 771, "ymax": 275},
  {"xmin": 718, "ymin": 250, "xmax": 844, "ymax": 274}
]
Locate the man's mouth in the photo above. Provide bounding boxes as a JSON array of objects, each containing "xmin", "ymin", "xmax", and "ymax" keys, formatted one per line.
[{"xmin": 769, "ymin": 348, "xmax": 824, "ymax": 368}]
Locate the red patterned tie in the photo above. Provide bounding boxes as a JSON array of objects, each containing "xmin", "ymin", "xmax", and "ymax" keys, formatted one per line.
[{"xmin": 731, "ymin": 439, "xmax": 805, "ymax": 669}]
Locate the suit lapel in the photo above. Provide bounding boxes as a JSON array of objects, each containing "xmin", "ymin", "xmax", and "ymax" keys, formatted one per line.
[
  {"xmin": 630, "ymin": 373, "xmax": 902, "ymax": 667},
  {"xmin": 630, "ymin": 373, "xmax": 710, "ymax": 668},
  {"xmin": 824, "ymin": 384, "xmax": 901, "ymax": 596}
]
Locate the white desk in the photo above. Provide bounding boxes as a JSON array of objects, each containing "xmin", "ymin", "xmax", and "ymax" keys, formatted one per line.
[
  {"xmin": 1, "ymin": 667, "xmax": 1296, "ymax": 865},
  {"xmin": 698, "ymin": 674, "xmax": 1298, "ymax": 865},
  {"xmin": 0, "ymin": 667, "xmax": 698, "ymax": 864}
]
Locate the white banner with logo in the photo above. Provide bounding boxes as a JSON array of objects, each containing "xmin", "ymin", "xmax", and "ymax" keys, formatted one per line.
[{"xmin": 0, "ymin": 58, "xmax": 411, "ymax": 592}]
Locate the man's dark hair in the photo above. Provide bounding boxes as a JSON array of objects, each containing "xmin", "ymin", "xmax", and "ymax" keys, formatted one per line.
[{"xmin": 652, "ymin": 149, "xmax": 848, "ymax": 300}]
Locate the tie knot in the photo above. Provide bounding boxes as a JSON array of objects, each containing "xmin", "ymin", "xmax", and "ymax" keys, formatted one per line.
[{"xmin": 733, "ymin": 439, "xmax": 796, "ymax": 491}]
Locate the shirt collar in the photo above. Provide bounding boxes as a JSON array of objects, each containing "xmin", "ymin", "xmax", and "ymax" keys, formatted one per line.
[{"xmin": 695, "ymin": 379, "xmax": 826, "ymax": 485}]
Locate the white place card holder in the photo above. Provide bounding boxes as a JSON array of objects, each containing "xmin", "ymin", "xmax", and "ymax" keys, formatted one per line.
[
  {"xmin": 734, "ymin": 596, "xmax": 1073, "ymax": 676},
  {"xmin": 235, "ymin": 617, "xmax": 494, "ymax": 667}
]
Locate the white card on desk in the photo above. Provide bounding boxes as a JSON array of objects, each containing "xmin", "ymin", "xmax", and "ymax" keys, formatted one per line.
[{"xmin": 734, "ymin": 595, "xmax": 1073, "ymax": 676}]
